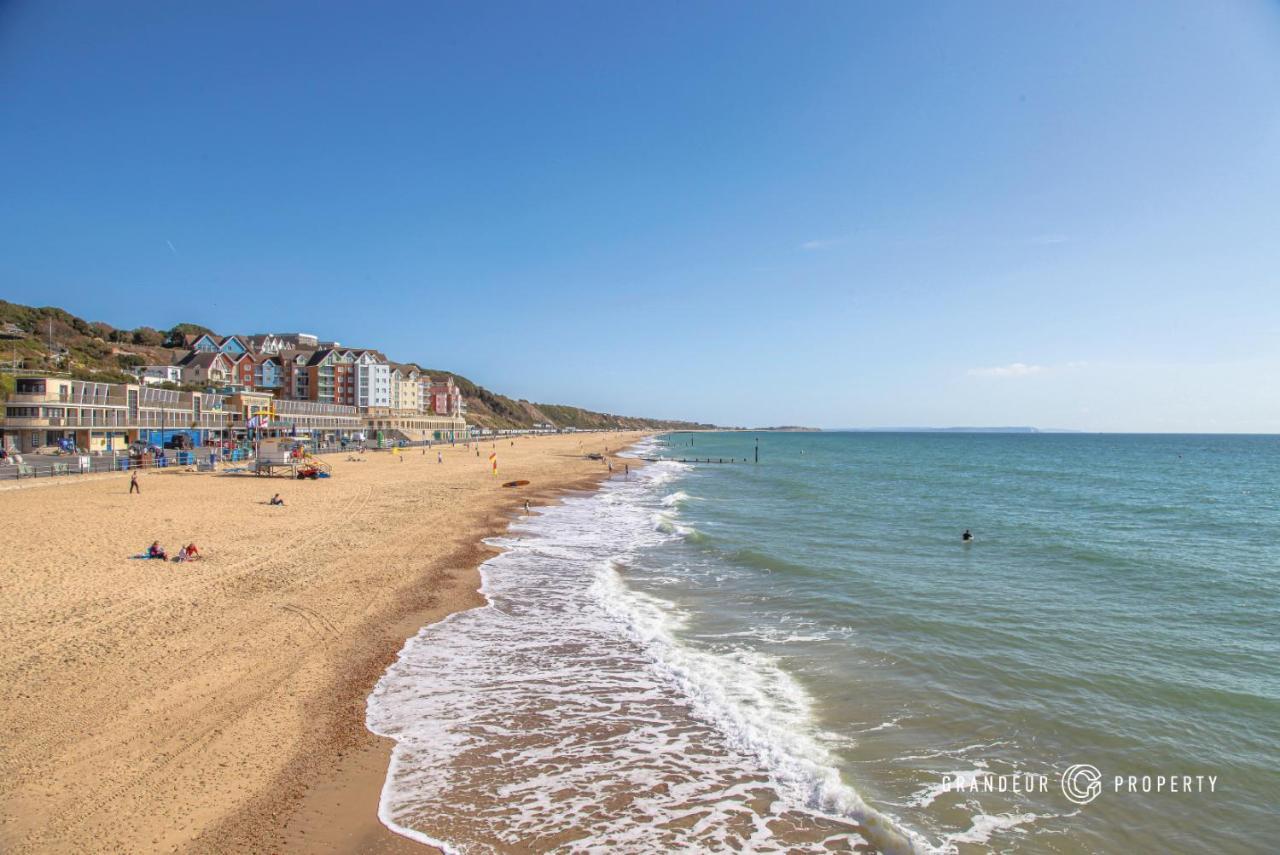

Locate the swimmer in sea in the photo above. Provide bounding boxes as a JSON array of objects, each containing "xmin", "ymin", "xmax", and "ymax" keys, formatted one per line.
[{"xmin": 962, "ymin": 529, "xmax": 973, "ymax": 543}]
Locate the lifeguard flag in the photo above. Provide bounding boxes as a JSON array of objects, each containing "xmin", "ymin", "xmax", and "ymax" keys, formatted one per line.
[{"xmin": 489, "ymin": 452, "xmax": 496, "ymax": 461}]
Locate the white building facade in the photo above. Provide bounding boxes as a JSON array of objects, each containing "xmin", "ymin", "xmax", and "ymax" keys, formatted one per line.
[
  {"xmin": 141, "ymin": 365, "xmax": 183, "ymax": 386},
  {"xmin": 355, "ymin": 353, "xmax": 391, "ymax": 409}
]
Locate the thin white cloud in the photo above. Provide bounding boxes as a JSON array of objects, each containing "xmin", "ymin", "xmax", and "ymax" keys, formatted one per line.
[
  {"xmin": 967, "ymin": 362, "xmax": 1044, "ymax": 378},
  {"xmin": 800, "ymin": 236, "xmax": 844, "ymax": 251},
  {"xmin": 1029, "ymin": 234, "xmax": 1070, "ymax": 245}
]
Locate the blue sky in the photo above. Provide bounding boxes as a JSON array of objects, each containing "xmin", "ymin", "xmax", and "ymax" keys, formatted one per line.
[{"xmin": 2, "ymin": 2, "xmax": 1278, "ymax": 431}]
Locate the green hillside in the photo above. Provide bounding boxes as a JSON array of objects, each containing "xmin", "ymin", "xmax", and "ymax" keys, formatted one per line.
[{"xmin": 0, "ymin": 300, "xmax": 712, "ymax": 431}]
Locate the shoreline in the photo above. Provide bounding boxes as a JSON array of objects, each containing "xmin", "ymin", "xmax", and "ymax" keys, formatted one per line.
[
  {"xmin": 0, "ymin": 431, "xmax": 652, "ymax": 853},
  {"xmin": 211, "ymin": 478, "xmax": 619, "ymax": 855}
]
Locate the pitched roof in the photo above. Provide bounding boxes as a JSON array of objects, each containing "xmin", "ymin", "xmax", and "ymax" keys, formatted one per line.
[
  {"xmin": 180, "ymin": 352, "xmax": 229, "ymax": 369},
  {"xmin": 277, "ymin": 348, "xmax": 310, "ymax": 364},
  {"xmin": 305, "ymin": 347, "xmax": 345, "ymax": 366}
]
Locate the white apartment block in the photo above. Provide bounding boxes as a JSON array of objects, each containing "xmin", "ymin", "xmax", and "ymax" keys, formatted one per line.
[{"xmin": 355, "ymin": 355, "xmax": 391, "ymax": 409}]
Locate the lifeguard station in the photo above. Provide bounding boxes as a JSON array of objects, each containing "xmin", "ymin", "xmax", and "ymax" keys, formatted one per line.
[{"xmin": 249, "ymin": 403, "xmax": 331, "ymax": 479}]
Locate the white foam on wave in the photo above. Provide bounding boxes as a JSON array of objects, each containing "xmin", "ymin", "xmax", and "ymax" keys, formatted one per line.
[
  {"xmin": 591, "ymin": 540, "xmax": 926, "ymax": 854},
  {"xmin": 939, "ymin": 811, "xmax": 1041, "ymax": 847},
  {"xmin": 661, "ymin": 489, "xmax": 694, "ymax": 507},
  {"xmin": 367, "ymin": 453, "xmax": 930, "ymax": 854},
  {"xmin": 856, "ymin": 715, "xmax": 905, "ymax": 735},
  {"xmin": 903, "ymin": 767, "xmax": 987, "ymax": 809}
]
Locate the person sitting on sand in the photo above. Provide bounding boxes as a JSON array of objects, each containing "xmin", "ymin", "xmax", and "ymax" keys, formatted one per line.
[
  {"xmin": 269, "ymin": 493, "xmax": 284, "ymax": 506},
  {"xmin": 174, "ymin": 543, "xmax": 201, "ymax": 563},
  {"xmin": 147, "ymin": 541, "xmax": 167, "ymax": 560}
]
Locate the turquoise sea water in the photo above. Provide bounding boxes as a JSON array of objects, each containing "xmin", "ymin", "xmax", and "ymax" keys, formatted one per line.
[
  {"xmin": 370, "ymin": 432, "xmax": 1279, "ymax": 853},
  {"xmin": 638, "ymin": 431, "xmax": 1280, "ymax": 852}
]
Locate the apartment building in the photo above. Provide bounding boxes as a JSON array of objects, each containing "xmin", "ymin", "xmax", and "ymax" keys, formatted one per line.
[
  {"xmin": 352, "ymin": 351, "xmax": 391, "ymax": 409},
  {"xmin": 253, "ymin": 354, "xmax": 284, "ymax": 391},
  {"xmin": 390, "ymin": 364, "xmax": 421, "ymax": 413},
  {"xmin": 428, "ymin": 376, "xmax": 465, "ymax": 417},
  {"xmin": 189, "ymin": 334, "xmax": 251, "ymax": 356},
  {"xmin": 177, "ymin": 351, "xmax": 234, "ymax": 386}
]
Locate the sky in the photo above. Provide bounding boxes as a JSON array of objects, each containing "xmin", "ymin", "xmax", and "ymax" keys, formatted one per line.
[{"xmin": 2, "ymin": 1, "xmax": 1279, "ymax": 431}]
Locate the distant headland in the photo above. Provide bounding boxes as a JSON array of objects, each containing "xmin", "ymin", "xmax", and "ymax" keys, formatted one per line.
[{"xmin": 834, "ymin": 426, "xmax": 1084, "ymax": 434}]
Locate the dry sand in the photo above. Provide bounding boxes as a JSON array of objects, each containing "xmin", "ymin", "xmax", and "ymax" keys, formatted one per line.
[{"xmin": 0, "ymin": 431, "xmax": 651, "ymax": 853}]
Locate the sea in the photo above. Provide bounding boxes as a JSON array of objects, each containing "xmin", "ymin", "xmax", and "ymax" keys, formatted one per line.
[{"xmin": 367, "ymin": 432, "xmax": 1279, "ymax": 854}]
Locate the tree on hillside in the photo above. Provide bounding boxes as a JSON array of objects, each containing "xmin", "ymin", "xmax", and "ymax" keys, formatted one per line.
[
  {"xmin": 163, "ymin": 323, "xmax": 213, "ymax": 347},
  {"xmin": 132, "ymin": 327, "xmax": 165, "ymax": 346},
  {"xmin": 89, "ymin": 321, "xmax": 115, "ymax": 340}
]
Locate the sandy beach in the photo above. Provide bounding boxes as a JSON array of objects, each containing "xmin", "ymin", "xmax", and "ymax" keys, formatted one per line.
[{"xmin": 0, "ymin": 431, "xmax": 651, "ymax": 853}]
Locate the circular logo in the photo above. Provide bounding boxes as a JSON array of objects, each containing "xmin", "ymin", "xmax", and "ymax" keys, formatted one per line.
[{"xmin": 1061, "ymin": 764, "xmax": 1103, "ymax": 805}]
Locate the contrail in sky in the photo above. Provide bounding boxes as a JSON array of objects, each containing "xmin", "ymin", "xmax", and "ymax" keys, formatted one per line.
[{"xmin": 166, "ymin": 240, "xmax": 179, "ymax": 256}]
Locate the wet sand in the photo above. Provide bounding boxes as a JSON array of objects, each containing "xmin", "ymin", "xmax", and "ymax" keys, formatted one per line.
[{"xmin": 0, "ymin": 431, "xmax": 649, "ymax": 853}]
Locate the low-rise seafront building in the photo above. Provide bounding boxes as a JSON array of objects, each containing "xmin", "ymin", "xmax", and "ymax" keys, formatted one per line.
[
  {"xmin": 223, "ymin": 391, "xmax": 363, "ymax": 442},
  {"xmin": 1, "ymin": 374, "xmax": 470, "ymax": 453},
  {"xmin": 361, "ymin": 405, "xmax": 468, "ymax": 443},
  {"xmin": 1, "ymin": 375, "xmax": 229, "ymax": 453}
]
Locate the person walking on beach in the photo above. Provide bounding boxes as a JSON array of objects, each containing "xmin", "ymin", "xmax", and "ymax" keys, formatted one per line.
[
  {"xmin": 129, "ymin": 471, "xmax": 140, "ymax": 494},
  {"xmin": 437, "ymin": 451, "xmax": 443, "ymax": 464}
]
